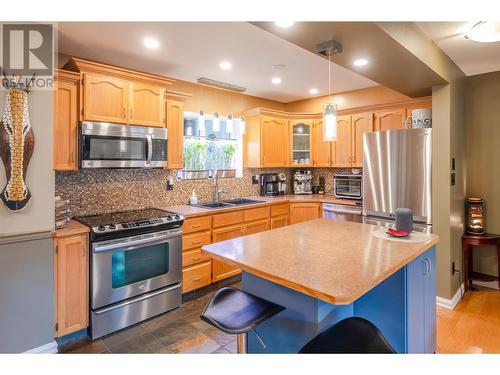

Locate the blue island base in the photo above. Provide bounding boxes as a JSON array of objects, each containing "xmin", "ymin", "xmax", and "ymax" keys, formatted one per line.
[{"xmin": 241, "ymin": 246, "xmax": 436, "ymax": 354}]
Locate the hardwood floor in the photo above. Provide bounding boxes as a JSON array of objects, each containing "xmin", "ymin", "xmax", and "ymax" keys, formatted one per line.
[{"xmin": 437, "ymin": 289, "xmax": 500, "ymax": 353}]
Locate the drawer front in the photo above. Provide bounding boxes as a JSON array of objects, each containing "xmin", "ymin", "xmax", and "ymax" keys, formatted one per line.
[
  {"xmin": 244, "ymin": 206, "xmax": 270, "ymax": 222},
  {"xmin": 182, "ymin": 230, "xmax": 211, "ymax": 251},
  {"xmin": 245, "ymin": 219, "xmax": 270, "ymax": 235},
  {"xmin": 183, "ymin": 216, "xmax": 212, "ymax": 234},
  {"xmin": 212, "ymin": 224, "xmax": 244, "ymax": 242},
  {"xmin": 271, "ymin": 203, "xmax": 289, "ymax": 217},
  {"xmin": 271, "ymin": 214, "xmax": 288, "ymax": 229},
  {"xmin": 182, "ymin": 248, "xmax": 211, "ymax": 268},
  {"xmin": 213, "ymin": 210, "xmax": 243, "ymax": 228},
  {"xmin": 182, "ymin": 261, "xmax": 211, "ymax": 293}
]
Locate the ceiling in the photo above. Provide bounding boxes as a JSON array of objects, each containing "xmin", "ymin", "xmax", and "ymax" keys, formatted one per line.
[
  {"xmin": 417, "ymin": 22, "xmax": 500, "ymax": 76},
  {"xmin": 57, "ymin": 22, "xmax": 378, "ymax": 103}
]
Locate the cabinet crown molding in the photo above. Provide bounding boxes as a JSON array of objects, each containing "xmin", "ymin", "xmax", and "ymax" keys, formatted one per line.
[
  {"xmin": 64, "ymin": 57, "xmax": 176, "ymax": 87},
  {"xmin": 55, "ymin": 68, "xmax": 80, "ymax": 83},
  {"xmin": 165, "ymin": 90, "xmax": 192, "ymax": 101}
]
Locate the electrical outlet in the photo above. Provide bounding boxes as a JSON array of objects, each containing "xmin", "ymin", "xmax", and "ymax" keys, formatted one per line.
[{"xmin": 452, "ymin": 261, "xmax": 456, "ymax": 275}]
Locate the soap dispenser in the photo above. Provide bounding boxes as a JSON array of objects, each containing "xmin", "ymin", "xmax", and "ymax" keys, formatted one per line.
[{"xmin": 189, "ymin": 191, "xmax": 199, "ymax": 205}]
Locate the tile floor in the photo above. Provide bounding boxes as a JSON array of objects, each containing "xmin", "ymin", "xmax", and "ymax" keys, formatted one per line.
[{"xmin": 60, "ymin": 286, "xmax": 238, "ymax": 354}]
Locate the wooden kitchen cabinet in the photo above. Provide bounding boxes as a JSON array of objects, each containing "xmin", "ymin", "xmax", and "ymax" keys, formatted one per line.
[
  {"xmin": 333, "ymin": 115, "xmax": 353, "ymax": 167},
  {"xmin": 351, "ymin": 112, "xmax": 374, "ymax": 167},
  {"xmin": 183, "ymin": 261, "xmax": 212, "ymax": 293},
  {"xmin": 244, "ymin": 219, "xmax": 270, "ymax": 235},
  {"xmin": 312, "ymin": 119, "xmax": 332, "ymax": 167},
  {"xmin": 271, "ymin": 214, "xmax": 289, "ymax": 229},
  {"xmin": 54, "ymin": 233, "xmax": 89, "ymax": 337},
  {"xmin": 166, "ymin": 98, "xmax": 185, "ymax": 169},
  {"xmin": 129, "ymin": 83, "xmax": 165, "ymax": 127},
  {"xmin": 289, "ymin": 203, "xmax": 321, "ymax": 224},
  {"xmin": 290, "ymin": 119, "xmax": 313, "ymax": 167},
  {"xmin": 54, "ymin": 69, "xmax": 80, "ymax": 171},
  {"xmin": 83, "ymin": 73, "xmax": 129, "ymax": 123},
  {"xmin": 374, "ymin": 108, "xmax": 406, "ymax": 132},
  {"xmin": 245, "ymin": 112, "xmax": 289, "ymax": 168},
  {"xmin": 212, "ymin": 224, "xmax": 244, "ymax": 282}
]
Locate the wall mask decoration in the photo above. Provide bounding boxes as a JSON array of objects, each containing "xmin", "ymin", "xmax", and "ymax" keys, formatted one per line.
[{"xmin": 0, "ymin": 72, "xmax": 35, "ymax": 211}]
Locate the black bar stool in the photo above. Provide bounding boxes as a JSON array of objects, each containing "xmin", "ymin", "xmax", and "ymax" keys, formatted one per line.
[
  {"xmin": 200, "ymin": 287, "xmax": 285, "ymax": 353},
  {"xmin": 299, "ymin": 317, "xmax": 396, "ymax": 354}
]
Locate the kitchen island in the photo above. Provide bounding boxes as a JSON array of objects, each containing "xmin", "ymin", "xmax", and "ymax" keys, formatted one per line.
[{"xmin": 202, "ymin": 219, "xmax": 439, "ymax": 354}]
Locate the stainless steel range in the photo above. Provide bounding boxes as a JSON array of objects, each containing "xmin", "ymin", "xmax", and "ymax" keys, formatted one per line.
[{"xmin": 75, "ymin": 208, "xmax": 184, "ymax": 339}]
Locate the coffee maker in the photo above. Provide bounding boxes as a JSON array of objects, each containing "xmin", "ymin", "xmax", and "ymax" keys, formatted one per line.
[
  {"xmin": 293, "ymin": 170, "xmax": 313, "ymax": 195},
  {"xmin": 260, "ymin": 173, "xmax": 287, "ymax": 197}
]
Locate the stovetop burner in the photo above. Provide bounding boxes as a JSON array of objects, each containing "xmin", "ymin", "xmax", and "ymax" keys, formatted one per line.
[{"xmin": 74, "ymin": 208, "xmax": 184, "ymax": 241}]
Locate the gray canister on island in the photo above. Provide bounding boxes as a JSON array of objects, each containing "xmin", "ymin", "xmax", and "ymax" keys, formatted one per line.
[{"xmin": 395, "ymin": 208, "xmax": 413, "ymax": 232}]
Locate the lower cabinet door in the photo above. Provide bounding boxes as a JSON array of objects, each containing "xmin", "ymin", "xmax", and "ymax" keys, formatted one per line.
[
  {"xmin": 212, "ymin": 224, "xmax": 244, "ymax": 282},
  {"xmin": 182, "ymin": 261, "xmax": 211, "ymax": 293},
  {"xmin": 244, "ymin": 219, "xmax": 270, "ymax": 235},
  {"xmin": 271, "ymin": 214, "xmax": 289, "ymax": 229},
  {"xmin": 55, "ymin": 234, "xmax": 89, "ymax": 337},
  {"xmin": 406, "ymin": 247, "xmax": 436, "ymax": 353},
  {"xmin": 289, "ymin": 203, "xmax": 321, "ymax": 224}
]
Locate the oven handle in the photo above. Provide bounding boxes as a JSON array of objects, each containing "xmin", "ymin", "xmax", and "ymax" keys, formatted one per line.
[
  {"xmin": 93, "ymin": 282, "xmax": 182, "ymax": 315},
  {"xmin": 146, "ymin": 135, "xmax": 153, "ymax": 165},
  {"xmin": 93, "ymin": 231, "xmax": 179, "ymax": 253}
]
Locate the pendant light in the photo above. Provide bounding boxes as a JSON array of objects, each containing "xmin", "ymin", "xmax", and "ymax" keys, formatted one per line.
[
  {"xmin": 226, "ymin": 113, "xmax": 233, "ymax": 135},
  {"xmin": 323, "ymin": 48, "xmax": 337, "ymax": 141},
  {"xmin": 198, "ymin": 110, "xmax": 205, "ymax": 136},
  {"xmin": 213, "ymin": 112, "xmax": 220, "ymax": 132}
]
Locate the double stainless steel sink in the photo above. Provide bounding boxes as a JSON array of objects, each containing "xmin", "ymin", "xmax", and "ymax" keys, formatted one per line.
[{"xmin": 194, "ymin": 198, "xmax": 264, "ymax": 210}]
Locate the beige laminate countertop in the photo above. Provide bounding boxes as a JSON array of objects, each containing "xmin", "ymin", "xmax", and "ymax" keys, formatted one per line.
[
  {"xmin": 169, "ymin": 194, "xmax": 358, "ymax": 218},
  {"xmin": 202, "ymin": 219, "xmax": 439, "ymax": 305}
]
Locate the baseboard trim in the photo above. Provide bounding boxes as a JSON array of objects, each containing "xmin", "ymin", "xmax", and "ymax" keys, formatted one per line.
[
  {"xmin": 436, "ymin": 283, "xmax": 464, "ymax": 310},
  {"xmin": 24, "ymin": 340, "xmax": 58, "ymax": 354}
]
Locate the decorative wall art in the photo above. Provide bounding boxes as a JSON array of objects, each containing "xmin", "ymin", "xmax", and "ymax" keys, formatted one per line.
[{"xmin": 0, "ymin": 74, "xmax": 35, "ymax": 211}]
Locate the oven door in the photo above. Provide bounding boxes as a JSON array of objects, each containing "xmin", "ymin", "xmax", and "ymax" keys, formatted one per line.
[
  {"xmin": 81, "ymin": 121, "xmax": 167, "ymax": 168},
  {"xmin": 91, "ymin": 228, "xmax": 182, "ymax": 309}
]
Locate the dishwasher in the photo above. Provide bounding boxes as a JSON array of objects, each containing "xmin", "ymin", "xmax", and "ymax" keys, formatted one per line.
[{"xmin": 322, "ymin": 203, "xmax": 363, "ymax": 223}]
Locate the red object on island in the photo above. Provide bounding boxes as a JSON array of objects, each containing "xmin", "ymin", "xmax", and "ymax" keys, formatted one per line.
[{"xmin": 386, "ymin": 228, "xmax": 411, "ymax": 238}]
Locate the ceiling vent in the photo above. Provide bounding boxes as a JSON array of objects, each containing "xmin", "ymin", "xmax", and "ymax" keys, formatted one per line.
[
  {"xmin": 197, "ymin": 77, "xmax": 247, "ymax": 93},
  {"xmin": 316, "ymin": 39, "xmax": 343, "ymax": 57}
]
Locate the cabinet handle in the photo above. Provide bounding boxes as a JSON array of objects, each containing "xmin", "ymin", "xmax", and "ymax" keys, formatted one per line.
[
  {"xmin": 191, "ymin": 240, "xmax": 202, "ymax": 245},
  {"xmin": 191, "ymin": 224, "xmax": 201, "ymax": 229},
  {"xmin": 426, "ymin": 258, "xmax": 432, "ymax": 274},
  {"xmin": 193, "ymin": 277, "xmax": 202, "ymax": 282},
  {"xmin": 123, "ymin": 107, "xmax": 126, "ymax": 118},
  {"xmin": 130, "ymin": 108, "xmax": 133, "ymax": 118},
  {"xmin": 192, "ymin": 257, "xmax": 201, "ymax": 261}
]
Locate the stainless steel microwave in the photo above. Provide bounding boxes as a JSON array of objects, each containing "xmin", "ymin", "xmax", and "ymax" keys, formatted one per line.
[
  {"xmin": 333, "ymin": 174, "xmax": 362, "ymax": 200},
  {"xmin": 80, "ymin": 122, "xmax": 168, "ymax": 168}
]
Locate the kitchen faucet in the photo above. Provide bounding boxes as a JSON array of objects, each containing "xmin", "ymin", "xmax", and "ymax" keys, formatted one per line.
[{"xmin": 211, "ymin": 168, "xmax": 224, "ymax": 203}]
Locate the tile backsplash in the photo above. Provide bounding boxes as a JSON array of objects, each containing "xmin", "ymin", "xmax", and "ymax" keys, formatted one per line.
[{"xmin": 55, "ymin": 167, "xmax": 357, "ymax": 217}]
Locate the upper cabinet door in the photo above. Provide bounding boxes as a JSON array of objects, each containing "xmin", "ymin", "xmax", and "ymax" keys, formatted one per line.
[
  {"xmin": 129, "ymin": 83, "xmax": 165, "ymax": 127},
  {"xmin": 333, "ymin": 115, "xmax": 352, "ymax": 167},
  {"xmin": 261, "ymin": 116, "xmax": 289, "ymax": 167},
  {"xmin": 166, "ymin": 99, "xmax": 184, "ymax": 169},
  {"xmin": 313, "ymin": 120, "xmax": 332, "ymax": 167},
  {"xmin": 290, "ymin": 120, "xmax": 313, "ymax": 167},
  {"xmin": 352, "ymin": 112, "xmax": 374, "ymax": 167},
  {"xmin": 83, "ymin": 73, "xmax": 128, "ymax": 123},
  {"xmin": 374, "ymin": 108, "xmax": 406, "ymax": 132},
  {"xmin": 54, "ymin": 76, "xmax": 79, "ymax": 171}
]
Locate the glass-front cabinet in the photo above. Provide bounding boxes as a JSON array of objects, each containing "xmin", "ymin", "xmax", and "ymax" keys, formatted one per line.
[{"xmin": 290, "ymin": 119, "xmax": 313, "ymax": 167}]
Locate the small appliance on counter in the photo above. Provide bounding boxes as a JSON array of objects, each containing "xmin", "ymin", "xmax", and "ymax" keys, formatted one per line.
[
  {"xmin": 333, "ymin": 174, "xmax": 362, "ymax": 200},
  {"xmin": 293, "ymin": 170, "xmax": 313, "ymax": 195},
  {"xmin": 260, "ymin": 173, "xmax": 286, "ymax": 197},
  {"xmin": 318, "ymin": 176, "xmax": 326, "ymax": 195},
  {"xmin": 55, "ymin": 196, "xmax": 71, "ymax": 229},
  {"xmin": 74, "ymin": 208, "xmax": 184, "ymax": 339}
]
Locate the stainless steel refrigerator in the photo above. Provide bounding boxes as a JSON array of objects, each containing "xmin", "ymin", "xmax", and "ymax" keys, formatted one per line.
[{"xmin": 362, "ymin": 128, "xmax": 432, "ymax": 232}]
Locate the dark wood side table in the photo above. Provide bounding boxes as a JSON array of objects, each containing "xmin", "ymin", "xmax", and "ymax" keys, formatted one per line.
[{"xmin": 462, "ymin": 233, "xmax": 500, "ymax": 291}]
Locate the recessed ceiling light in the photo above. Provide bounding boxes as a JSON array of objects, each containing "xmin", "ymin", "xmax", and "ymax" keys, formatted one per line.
[
  {"xmin": 143, "ymin": 37, "xmax": 160, "ymax": 50},
  {"xmin": 219, "ymin": 61, "xmax": 232, "ymax": 70},
  {"xmin": 275, "ymin": 21, "xmax": 295, "ymax": 28},
  {"xmin": 353, "ymin": 58, "xmax": 368, "ymax": 67},
  {"xmin": 309, "ymin": 88, "xmax": 318, "ymax": 95},
  {"xmin": 271, "ymin": 77, "xmax": 282, "ymax": 85},
  {"xmin": 465, "ymin": 21, "xmax": 500, "ymax": 42}
]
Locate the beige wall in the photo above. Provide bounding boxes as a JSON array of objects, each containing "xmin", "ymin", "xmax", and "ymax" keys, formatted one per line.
[
  {"xmin": 467, "ymin": 71, "xmax": 500, "ymax": 277},
  {"xmin": 0, "ymin": 88, "xmax": 55, "ymax": 235},
  {"xmin": 284, "ymin": 85, "xmax": 410, "ymax": 113}
]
